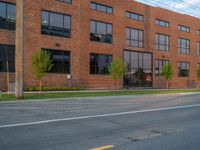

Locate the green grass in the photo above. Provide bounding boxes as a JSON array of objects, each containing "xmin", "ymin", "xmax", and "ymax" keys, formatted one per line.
[{"xmin": 0, "ymin": 89, "xmax": 200, "ymax": 102}]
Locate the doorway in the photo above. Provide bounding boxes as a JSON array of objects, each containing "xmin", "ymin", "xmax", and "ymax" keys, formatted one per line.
[{"xmin": 123, "ymin": 50, "xmax": 153, "ymax": 88}]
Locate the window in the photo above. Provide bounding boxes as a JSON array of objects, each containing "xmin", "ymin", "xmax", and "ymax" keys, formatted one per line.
[
  {"xmin": 125, "ymin": 11, "xmax": 144, "ymax": 21},
  {"xmin": 123, "ymin": 50, "xmax": 152, "ymax": 87},
  {"xmin": 41, "ymin": 11, "xmax": 71, "ymax": 38},
  {"xmin": 197, "ymin": 42, "xmax": 200, "ymax": 56},
  {"xmin": 197, "ymin": 30, "xmax": 200, "ymax": 35},
  {"xmin": 178, "ymin": 61, "xmax": 189, "ymax": 77},
  {"xmin": 90, "ymin": 53, "xmax": 112, "ymax": 75},
  {"xmin": 126, "ymin": 27, "xmax": 143, "ymax": 48},
  {"xmin": 156, "ymin": 19, "xmax": 170, "ymax": 28},
  {"xmin": 0, "ymin": 2, "xmax": 16, "ymax": 30},
  {"xmin": 90, "ymin": 20, "xmax": 112, "ymax": 44},
  {"xmin": 43, "ymin": 49, "xmax": 70, "ymax": 74},
  {"xmin": 57, "ymin": 0, "xmax": 72, "ymax": 4},
  {"xmin": 0, "ymin": 44, "xmax": 15, "ymax": 72},
  {"xmin": 178, "ymin": 38, "xmax": 190, "ymax": 54},
  {"xmin": 178, "ymin": 25, "xmax": 190, "ymax": 33},
  {"xmin": 155, "ymin": 59, "xmax": 169, "ymax": 76},
  {"xmin": 155, "ymin": 33, "xmax": 169, "ymax": 51},
  {"xmin": 90, "ymin": 2, "xmax": 113, "ymax": 14}
]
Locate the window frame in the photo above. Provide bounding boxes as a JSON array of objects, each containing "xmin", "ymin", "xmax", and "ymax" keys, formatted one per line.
[
  {"xmin": 178, "ymin": 38, "xmax": 190, "ymax": 54},
  {"xmin": 90, "ymin": 2, "xmax": 113, "ymax": 14},
  {"xmin": 197, "ymin": 42, "xmax": 200, "ymax": 56},
  {"xmin": 90, "ymin": 53, "xmax": 112, "ymax": 75},
  {"xmin": 156, "ymin": 19, "xmax": 170, "ymax": 28},
  {"xmin": 41, "ymin": 10, "xmax": 71, "ymax": 38},
  {"xmin": 0, "ymin": 44, "xmax": 15, "ymax": 73},
  {"xmin": 178, "ymin": 25, "xmax": 190, "ymax": 33},
  {"xmin": 90, "ymin": 20, "xmax": 113, "ymax": 44},
  {"xmin": 155, "ymin": 33, "xmax": 170, "ymax": 51},
  {"xmin": 155, "ymin": 59, "xmax": 169, "ymax": 76},
  {"xmin": 0, "ymin": 1, "xmax": 16, "ymax": 30},
  {"xmin": 56, "ymin": 0, "xmax": 72, "ymax": 4},
  {"xmin": 178, "ymin": 61, "xmax": 190, "ymax": 77},
  {"xmin": 125, "ymin": 11, "xmax": 144, "ymax": 22},
  {"xmin": 126, "ymin": 27, "xmax": 144, "ymax": 48},
  {"xmin": 43, "ymin": 49, "xmax": 71, "ymax": 74}
]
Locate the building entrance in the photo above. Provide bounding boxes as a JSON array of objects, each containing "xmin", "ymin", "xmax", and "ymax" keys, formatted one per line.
[{"xmin": 123, "ymin": 50, "xmax": 152, "ymax": 88}]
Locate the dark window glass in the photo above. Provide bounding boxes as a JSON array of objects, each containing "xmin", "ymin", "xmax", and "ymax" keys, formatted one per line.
[
  {"xmin": 197, "ymin": 30, "xmax": 200, "ymax": 35},
  {"xmin": 155, "ymin": 59, "xmax": 169, "ymax": 76},
  {"xmin": 90, "ymin": 53, "xmax": 112, "ymax": 75},
  {"xmin": 178, "ymin": 25, "xmax": 190, "ymax": 33},
  {"xmin": 197, "ymin": 42, "xmax": 200, "ymax": 56},
  {"xmin": 41, "ymin": 11, "xmax": 71, "ymax": 38},
  {"xmin": 178, "ymin": 61, "xmax": 189, "ymax": 77},
  {"xmin": 0, "ymin": 44, "xmax": 15, "ymax": 72},
  {"xmin": 90, "ymin": 2, "xmax": 113, "ymax": 14},
  {"xmin": 0, "ymin": 2, "xmax": 16, "ymax": 30},
  {"xmin": 178, "ymin": 38, "xmax": 190, "ymax": 54},
  {"xmin": 90, "ymin": 20, "xmax": 112, "ymax": 44},
  {"xmin": 123, "ymin": 50, "xmax": 152, "ymax": 87},
  {"xmin": 155, "ymin": 33, "xmax": 169, "ymax": 51},
  {"xmin": 57, "ymin": 0, "xmax": 72, "ymax": 4},
  {"xmin": 126, "ymin": 27, "xmax": 143, "ymax": 48},
  {"xmin": 43, "ymin": 49, "xmax": 70, "ymax": 74},
  {"xmin": 125, "ymin": 11, "xmax": 144, "ymax": 21},
  {"xmin": 156, "ymin": 19, "xmax": 170, "ymax": 28}
]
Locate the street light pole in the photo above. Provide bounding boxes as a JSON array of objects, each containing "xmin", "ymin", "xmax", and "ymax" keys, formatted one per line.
[{"xmin": 15, "ymin": 0, "xmax": 24, "ymax": 99}]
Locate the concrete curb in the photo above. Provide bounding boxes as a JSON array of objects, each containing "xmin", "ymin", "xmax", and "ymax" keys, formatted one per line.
[{"xmin": 0, "ymin": 92, "xmax": 200, "ymax": 104}]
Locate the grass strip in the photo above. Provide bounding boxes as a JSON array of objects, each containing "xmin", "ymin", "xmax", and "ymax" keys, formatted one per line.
[{"xmin": 0, "ymin": 89, "xmax": 200, "ymax": 101}]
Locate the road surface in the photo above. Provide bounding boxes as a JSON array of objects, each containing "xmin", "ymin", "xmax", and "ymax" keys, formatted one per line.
[{"xmin": 0, "ymin": 93, "xmax": 200, "ymax": 150}]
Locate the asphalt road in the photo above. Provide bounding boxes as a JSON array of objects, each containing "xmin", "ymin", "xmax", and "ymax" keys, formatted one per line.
[{"xmin": 0, "ymin": 93, "xmax": 200, "ymax": 150}]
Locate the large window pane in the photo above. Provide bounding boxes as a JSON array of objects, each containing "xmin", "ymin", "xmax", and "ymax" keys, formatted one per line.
[
  {"xmin": 0, "ymin": 44, "xmax": 15, "ymax": 73},
  {"xmin": 90, "ymin": 2, "xmax": 113, "ymax": 14},
  {"xmin": 178, "ymin": 61, "xmax": 189, "ymax": 77},
  {"xmin": 90, "ymin": 20, "xmax": 113, "ymax": 44},
  {"xmin": 155, "ymin": 33, "xmax": 169, "ymax": 51},
  {"xmin": 126, "ymin": 27, "xmax": 143, "ymax": 48},
  {"xmin": 41, "ymin": 11, "xmax": 71, "ymax": 38},
  {"xmin": 90, "ymin": 53, "xmax": 112, "ymax": 75},
  {"xmin": 50, "ymin": 13, "xmax": 63, "ymax": 28},
  {"xmin": 123, "ymin": 50, "xmax": 152, "ymax": 87},
  {"xmin": 43, "ymin": 49, "xmax": 70, "ymax": 74},
  {"xmin": 0, "ymin": 2, "xmax": 16, "ymax": 30}
]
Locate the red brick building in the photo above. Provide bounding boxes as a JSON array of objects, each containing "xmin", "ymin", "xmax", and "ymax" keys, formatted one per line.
[{"xmin": 1, "ymin": 0, "xmax": 200, "ymax": 91}]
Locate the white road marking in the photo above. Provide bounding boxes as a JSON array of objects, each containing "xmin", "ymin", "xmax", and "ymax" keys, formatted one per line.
[{"xmin": 0, "ymin": 104, "xmax": 200, "ymax": 128}]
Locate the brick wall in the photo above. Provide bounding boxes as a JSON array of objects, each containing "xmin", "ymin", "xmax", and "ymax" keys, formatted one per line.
[{"xmin": 1, "ymin": 0, "xmax": 200, "ymax": 90}]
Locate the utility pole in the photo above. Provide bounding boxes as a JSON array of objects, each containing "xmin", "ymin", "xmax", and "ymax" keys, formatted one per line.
[{"xmin": 15, "ymin": 0, "xmax": 24, "ymax": 99}]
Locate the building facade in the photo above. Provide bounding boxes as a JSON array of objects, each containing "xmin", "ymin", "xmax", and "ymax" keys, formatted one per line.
[{"xmin": 1, "ymin": 0, "xmax": 200, "ymax": 91}]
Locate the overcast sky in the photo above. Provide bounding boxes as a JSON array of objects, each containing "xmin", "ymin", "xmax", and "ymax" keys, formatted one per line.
[{"xmin": 135, "ymin": 0, "xmax": 200, "ymax": 18}]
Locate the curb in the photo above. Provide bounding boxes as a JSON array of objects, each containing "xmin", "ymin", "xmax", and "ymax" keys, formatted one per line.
[{"xmin": 0, "ymin": 92, "xmax": 200, "ymax": 104}]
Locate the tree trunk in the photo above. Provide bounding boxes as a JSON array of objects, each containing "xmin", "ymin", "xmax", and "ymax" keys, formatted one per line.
[
  {"xmin": 39, "ymin": 80, "xmax": 42, "ymax": 95},
  {"xmin": 166, "ymin": 80, "xmax": 169, "ymax": 89}
]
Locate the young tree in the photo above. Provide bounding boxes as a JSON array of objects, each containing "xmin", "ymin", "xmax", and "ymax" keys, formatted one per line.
[
  {"xmin": 31, "ymin": 49, "xmax": 53, "ymax": 94},
  {"xmin": 161, "ymin": 63, "xmax": 173, "ymax": 89},
  {"xmin": 109, "ymin": 58, "xmax": 127, "ymax": 89},
  {"xmin": 196, "ymin": 66, "xmax": 200, "ymax": 81}
]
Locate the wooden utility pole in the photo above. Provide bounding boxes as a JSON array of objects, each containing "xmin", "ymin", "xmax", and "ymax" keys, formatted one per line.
[{"xmin": 15, "ymin": 0, "xmax": 24, "ymax": 99}]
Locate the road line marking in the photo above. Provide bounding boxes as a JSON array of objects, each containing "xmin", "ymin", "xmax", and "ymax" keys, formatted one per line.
[
  {"xmin": 0, "ymin": 104, "xmax": 200, "ymax": 128},
  {"xmin": 89, "ymin": 145, "xmax": 114, "ymax": 150}
]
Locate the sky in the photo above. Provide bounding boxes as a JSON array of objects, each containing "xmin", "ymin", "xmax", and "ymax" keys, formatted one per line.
[{"xmin": 135, "ymin": 0, "xmax": 200, "ymax": 18}]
